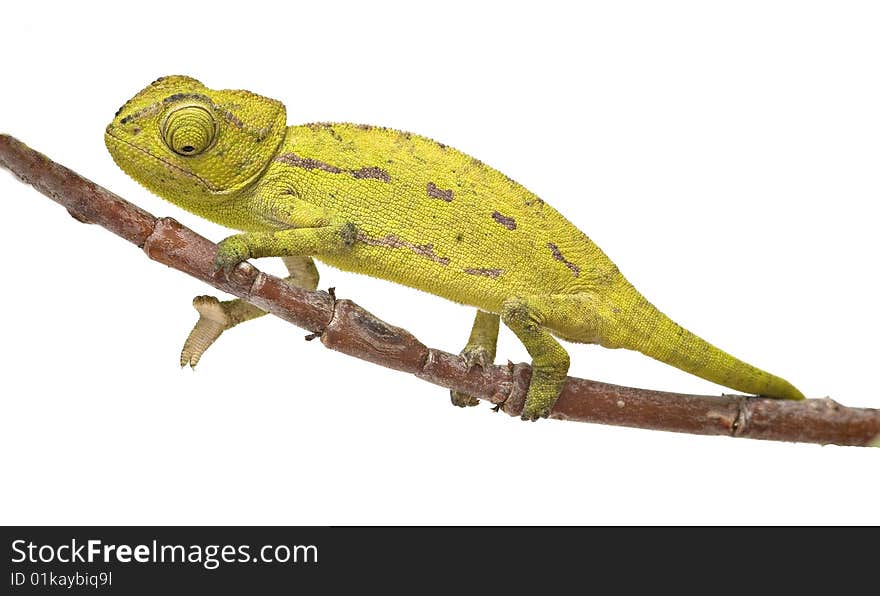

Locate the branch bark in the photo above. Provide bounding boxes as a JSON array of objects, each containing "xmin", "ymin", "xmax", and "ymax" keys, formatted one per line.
[{"xmin": 2, "ymin": 133, "xmax": 877, "ymax": 447}]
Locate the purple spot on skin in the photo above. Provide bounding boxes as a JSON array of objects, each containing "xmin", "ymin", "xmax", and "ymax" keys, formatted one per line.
[
  {"xmin": 547, "ymin": 242, "xmax": 580, "ymax": 277},
  {"xmin": 276, "ymin": 153, "xmax": 391, "ymax": 182},
  {"xmin": 350, "ymin": 166, "xmax": 391, "ymax": 182},
  {"xmin": 275, "ymin": 152, "xmax": 342, "ymax": 173},
  {"xmin": 491, "ymin": 211, "xmax": 516, "ymax": 230},
  {"xmin": 463, "ymin": 267, "xmax": 503, "ymax": 278},
  {"xmin": 223, "ymin": 110, "xmax": 245, "ymax": 129},
  {"xmin": 426, "ymin": 182, "xmax": 453, "ymax": 202},
  {"xmin": 357, "ymin": 232, "xmax": 450, "ymax": 265}
]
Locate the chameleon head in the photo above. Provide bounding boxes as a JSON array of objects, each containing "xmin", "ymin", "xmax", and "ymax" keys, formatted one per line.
[{"xmin": 105, "ymin": 75, "xmax": 287, "ymax": 204}]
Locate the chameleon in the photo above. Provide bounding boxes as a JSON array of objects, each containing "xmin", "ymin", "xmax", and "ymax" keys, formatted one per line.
[{"xmin": 104, "ymin": 75, "xmax": 804, "ymax": 420}]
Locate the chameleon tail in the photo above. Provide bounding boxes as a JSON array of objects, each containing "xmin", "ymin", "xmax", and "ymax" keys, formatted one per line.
[{"xmin": 605, "ymin": 287, "xmax": 804, "ymax": 400}]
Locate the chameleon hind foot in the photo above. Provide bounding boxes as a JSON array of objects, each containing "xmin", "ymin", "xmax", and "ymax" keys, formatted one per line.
[
  {"xmin": 501, "ymin": 296, "xmax": 571, "ymax": 421},
  {"xmin": 449, "ymin": 310, "xmax": 500, "ymax": 408},
  {"xmin": 450, "ymin": 345, "xmax": 494, "ymax": 407},
  {"xmin": 519, "ymin": 366, "xmax": 569, "ymax": 421}
]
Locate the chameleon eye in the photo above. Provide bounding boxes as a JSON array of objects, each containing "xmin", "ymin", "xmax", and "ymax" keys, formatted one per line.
[{"xmin": 161, "ymin": 105, "xmax": 218, "ymax": 156}]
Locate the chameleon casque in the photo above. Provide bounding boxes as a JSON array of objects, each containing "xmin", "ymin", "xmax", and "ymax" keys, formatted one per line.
[{"xmin": 105, "ymin": 76, "xmax": 804, "ymax": 420}]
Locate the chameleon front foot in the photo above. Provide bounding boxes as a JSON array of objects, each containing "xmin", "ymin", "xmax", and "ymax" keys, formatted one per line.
[
  {"xmin": 181, "ymin": 256, "xmax": 321, "ymax": 367},
  {"xmin": 500, "ymin": 296, "xmax": 571, "ymax": 422},
  {"xmin": 213, "ymin": 235, "xmax": 252, "ymax": 276},
  {"xmin": 449, "ymin": 345, "xmax": 494, "ymax": 407},
  {"xmin": 180, "ymin": 296, "xmax": 234, "ymax": 367}
]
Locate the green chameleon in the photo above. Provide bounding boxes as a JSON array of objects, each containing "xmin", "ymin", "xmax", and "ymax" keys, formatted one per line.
[{"xmin": 105, "ymin": 75, "xmax": 804, "ymax": 420}]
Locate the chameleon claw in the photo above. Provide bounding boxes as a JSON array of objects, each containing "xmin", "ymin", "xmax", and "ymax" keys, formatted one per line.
[
  {"xmin": 460, "ymin": 345, "xmax": 493, "ymax": 372},
  {"xmin": 450, "ymin": 389, "xmax": 480, "ymax": 407},
  {"xmin": 449, "ymin": 345, "xmax": 494, "ymax": 407},
  {"xmin": 520, "ymin": 409, "xmax": 549, "ymax": 422},
  {"xmin": 520, "ymin": 393, "xmax": 556, "ymax": 421},
  {"xmin": 213, "ymin": 259, "xmax": 240, "ymax": 279},
  {"xmin": 304, "ymin": 331, "xmax": 323, "ymax": 341},
  {"xmin": 449, "ymin": 345, "xmax": 494, "ymax": 408}
]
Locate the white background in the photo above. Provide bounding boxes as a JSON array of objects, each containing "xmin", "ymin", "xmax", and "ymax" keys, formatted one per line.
[{"xmin": 1, "ymin": 1, "xmax": 877, "ymax": 525}]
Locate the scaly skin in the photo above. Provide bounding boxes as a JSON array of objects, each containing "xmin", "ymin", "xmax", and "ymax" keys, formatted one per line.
[{"xmin": 105, "ymin": 76, "xmax": 805, "ymax": 420}]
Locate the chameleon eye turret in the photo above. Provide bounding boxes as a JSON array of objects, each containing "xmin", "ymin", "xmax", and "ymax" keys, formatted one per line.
[
  {"xmin": 161, "ymin": 105, "xmax": 218, "ymax": 156},
  {"xmin": 105, "ymin": 75, "xmax": 287, "ymax": 207}
]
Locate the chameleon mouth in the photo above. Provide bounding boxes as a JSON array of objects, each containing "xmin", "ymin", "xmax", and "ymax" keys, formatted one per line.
[{"xmin": 104, "ymin": 125, "xmax": 219, "ymax": 192}]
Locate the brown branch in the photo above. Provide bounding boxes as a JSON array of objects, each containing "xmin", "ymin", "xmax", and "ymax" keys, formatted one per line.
[{"xmin": 2, "ymin": 133, "xmax": 878, "ymax": 447}]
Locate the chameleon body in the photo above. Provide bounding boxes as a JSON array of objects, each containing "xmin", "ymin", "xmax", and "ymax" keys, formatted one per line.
[{"xmin": 105, "ymin": 76, "xmax": 804, "ymax": 420}]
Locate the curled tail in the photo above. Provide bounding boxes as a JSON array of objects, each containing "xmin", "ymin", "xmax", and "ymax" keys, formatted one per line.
[{"xmin": 604, "ymin": 287, "xmax": 804, "ymax": 400}]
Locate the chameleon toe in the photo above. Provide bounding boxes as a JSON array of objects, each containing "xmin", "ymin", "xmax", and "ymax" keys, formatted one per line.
[
  {"xmin": 450, "ymin": 389, "xmax": 481, "ymax": 408},
  {"xmin": 460, "ymin": 345, "xmax": 493, "ymax": 371}
]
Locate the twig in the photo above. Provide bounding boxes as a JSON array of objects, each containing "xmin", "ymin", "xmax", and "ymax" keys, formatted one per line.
[{"xmin": 2, "ymin": 133, "xmax": 877, "ymax": 446}]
